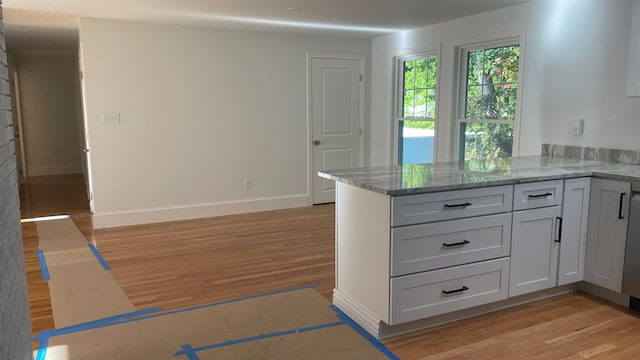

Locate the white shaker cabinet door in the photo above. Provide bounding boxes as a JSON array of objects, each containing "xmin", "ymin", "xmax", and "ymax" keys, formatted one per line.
[
  {"xmin": 558, "ymin": 178, "xmax": 591, "ymax": 286},
  {"xmin": 510, "ymin": 206, "xmax": 562, "ymax": 297},
  {"xmin": 584, "ymin": 178, "xmax": 630, "ymax": 292}
]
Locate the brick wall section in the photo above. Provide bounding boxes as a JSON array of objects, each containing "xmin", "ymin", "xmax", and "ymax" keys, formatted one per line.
[{"xmin": 0, "ymin": 0, "xmax": 33, "ymax": 358}]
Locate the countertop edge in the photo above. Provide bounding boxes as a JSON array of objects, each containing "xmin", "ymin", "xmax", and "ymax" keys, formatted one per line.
[{"xmin": 318, "ymin": 157, "xmax": 640, "ymax": 196}]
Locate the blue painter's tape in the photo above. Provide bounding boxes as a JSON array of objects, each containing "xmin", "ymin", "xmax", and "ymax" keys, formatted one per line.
[
  {"xmin": 33, "ymin": 308, "xmax": 162, "ymax": 359},
  {"xmin": 34, "ymin": 286, "xmax": 317, "ymax": 357},
  {"xmin": 88, "ymin": 244, "xmax": 111, "ymax": 270},
  {"xmin": 37, "ymin": 249, "xmax": 50, "ymax": 281},
  {"xmin": 34, "ymin": 331, "xmax": 50, "ymax": 360},
  {"xmin": 109, "ymin": 285, "xmax": 317, "ymax": 327},
  {"xmin": 36, "ymin": 307, "xmax": 163, "ymax": 339},
  {"xmin": 174, "ymin": 321, "xmax": 346, "ymax": 356},
  {"xmin": 330, "ymin": 305, "xmax": 400, "ymax": 360},
  {"xmin": 178, "ymin": 344, "xmax": 200, "ymax": 360}
]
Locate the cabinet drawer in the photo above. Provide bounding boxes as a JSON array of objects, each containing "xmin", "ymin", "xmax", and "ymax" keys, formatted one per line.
[
  {"xmin": 389, "ymin": 258, "xmax": 510, "ymax": 325},
  {"xmin": 391, "ymin": 213, "xmax": 512, "ymax": 276},
  {"xmin": 513, "ymin": 180, "xmax": 564, "ymax": 211},
  {"xmin": 391, "ymin": 185, "xmax": 513, "ymax": 226}
]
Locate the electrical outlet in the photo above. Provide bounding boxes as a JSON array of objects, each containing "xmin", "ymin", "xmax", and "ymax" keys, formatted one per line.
[{"xmin": 243, "ymin": 178, "xmax": 252, "ymax": 190}]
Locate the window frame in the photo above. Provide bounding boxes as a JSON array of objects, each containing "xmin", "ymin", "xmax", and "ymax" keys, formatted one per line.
[
  {"xmin": 455, "ymin": 35, "xmax": 525, "ymax": 162},
  {"xmin": 393, "ymin": 47, "xmax": 441, "ymax": 165}
]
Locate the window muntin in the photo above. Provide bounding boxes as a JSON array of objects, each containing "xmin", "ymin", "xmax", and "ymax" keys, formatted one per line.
[
  {"xmin": 458, "ymin": 42, "xmax": 521, "ymax": 162},
  {"xmin": 397, "ymin": 55, "xmax": 438, "ymax": 164},
  {"xmin": 403, "ymin": 57, "xmax": 437, "ymax": 119}
]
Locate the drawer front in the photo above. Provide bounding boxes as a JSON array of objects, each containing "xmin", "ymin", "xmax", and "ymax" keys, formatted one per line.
[
  {"xmin": 513, "ymin": 180, "xmax": 564, "ymax": 211},
  {"xmin": 391, "ymin": 213, "xmax": 512, "ymax": 276},
  {"xmin": 389, "ymin": 258, "xmax": 510, "ymax": 325},
  {"xmin": 391, "ymin": 185, "xmax": 513, "ymax": 226}
]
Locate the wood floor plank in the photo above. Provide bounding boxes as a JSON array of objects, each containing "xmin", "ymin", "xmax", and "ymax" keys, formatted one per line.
[{"xmin": 21, "ymin": 175, "xmax": 640, "ymax": 359}]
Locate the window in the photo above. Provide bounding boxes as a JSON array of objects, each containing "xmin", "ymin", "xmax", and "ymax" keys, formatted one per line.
[
  {"xmin": 458, "ymin": 41, "xmax": 521, "ymax": 162},
  {"xmin": 396, "ymin": 54, "xmax": 438, "ymax": 164}
]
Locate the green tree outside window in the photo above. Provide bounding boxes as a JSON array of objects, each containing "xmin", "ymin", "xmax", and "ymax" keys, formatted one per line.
[{"xmin": 461, "ymin": 45, "xmax": 519, "ymax": 161}]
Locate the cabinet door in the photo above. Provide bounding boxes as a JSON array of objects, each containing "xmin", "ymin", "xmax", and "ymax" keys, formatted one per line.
[
  {"xmin": 584, "ymin": 178, "xmax": 630, "ymax": 292},
  {"xmin": 510, "ymin": 206, "xmax": 562, "ymax": 297},
  {"xmin": 558, "ymin": 178, "xmax": 591, "ymax": 286}
]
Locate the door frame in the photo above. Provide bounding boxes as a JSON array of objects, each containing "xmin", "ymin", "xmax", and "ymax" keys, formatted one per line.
[
  {"xmin": 78, "ymin": 43, "xmax": 95, "ymax": 213},
  {"xmin": 11, "ymin": 70, "xmax": 27, "ymax": 183},
  {"xmin": 306, "ymin": 52, "xmax": 365, "ymax": 204}
]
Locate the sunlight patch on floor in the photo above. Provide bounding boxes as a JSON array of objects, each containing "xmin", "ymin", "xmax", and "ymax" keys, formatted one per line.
[{"xmin": 21, "ymin": 215, "xmax": 70, "ymax": 223}]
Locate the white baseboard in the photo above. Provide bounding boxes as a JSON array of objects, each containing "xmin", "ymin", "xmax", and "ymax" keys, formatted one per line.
[
  {"xmin": 28, "ymin": 165, "xmax": 83, "ymax": 176},
  {"xmin": 334, "ymin": 284, "xmax": 578, "ymax": 340},
  {"xmin": 376, "ymin": 285, "xmax": 578, "ymax": 339},
  {"xmin": 92, "ymin": 194, "xmax": 310, "ymax": 229},
  {"xmin": 578, "ymin": 281, "xmax": 630, "ymax": 307},
  {"xmin": 333, "ymin": 289, "xmax": 384, "ymax": 338}
]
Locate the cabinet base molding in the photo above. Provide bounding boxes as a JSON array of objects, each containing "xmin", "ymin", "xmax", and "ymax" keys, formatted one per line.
[
  {"xmin": 579, "ymin": 281, "xmax": 630, "ymax": 307},
  {"xmin": 333, "ymin": 289, "xmax": 384, "ymax": 338},
  {"xmin": 334, "ymin": 285, "xmax": 578, "ymax": 339}
]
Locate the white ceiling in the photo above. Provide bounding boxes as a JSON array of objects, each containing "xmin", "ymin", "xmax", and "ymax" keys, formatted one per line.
[{"xmin": 3, "ymin": 0, "xmax": 532, "ymax": 55}]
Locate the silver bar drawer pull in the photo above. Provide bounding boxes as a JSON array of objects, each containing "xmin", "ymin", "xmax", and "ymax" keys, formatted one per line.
[
  {"xmin": 442, "ymin": 240, "xmax": 470, "ymax": 247},
  {"xmin": 442, "ymin": 286, "xmax": 469, "ymax": 295}
]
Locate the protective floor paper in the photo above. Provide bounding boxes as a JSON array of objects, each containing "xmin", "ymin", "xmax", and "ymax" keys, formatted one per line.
[
  {"xmin": 34, "ymin": 218, "xmax": 397, "ymax": 360},
  {"xmin": 36, "ymin": 288, "xmax": 395, "ymax": 360},
  {"xmin": 37, "ymin": 218, "xmax": 137, "ymax": 328}
]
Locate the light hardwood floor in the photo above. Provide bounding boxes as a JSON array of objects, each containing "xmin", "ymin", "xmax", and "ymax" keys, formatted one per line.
[{"xmin": 21, "ymin": 175, "xmax": 640, "ymax": 359}]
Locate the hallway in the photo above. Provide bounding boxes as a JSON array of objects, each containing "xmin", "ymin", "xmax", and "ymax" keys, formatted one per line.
[{"xmin": 20, "ymin": 174, "xmax": 90, "ymax": 219}]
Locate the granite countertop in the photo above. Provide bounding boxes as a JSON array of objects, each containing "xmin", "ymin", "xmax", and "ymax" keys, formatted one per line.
[{"xmin": 317, "ymin": 156, "xmax": 640, "ymax": 196}]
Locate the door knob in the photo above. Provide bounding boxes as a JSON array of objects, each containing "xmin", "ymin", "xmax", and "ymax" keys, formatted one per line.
[
  {"xmin": 83, "ymin": 148, "xmax": 90, "ymax": 153},
  {"xmin": 314, "ymin": 140, "xmax": 321, "ymax": 145}
]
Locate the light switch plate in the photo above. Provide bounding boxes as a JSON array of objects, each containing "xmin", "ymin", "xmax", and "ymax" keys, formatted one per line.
[{"xmin": 102, "ymin": 112, "xmax": 121, "ymax": 125}]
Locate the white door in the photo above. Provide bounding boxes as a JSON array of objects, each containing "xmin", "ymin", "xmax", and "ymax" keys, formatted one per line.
[
  {"xmin": 310, "ymin": 57, "xmax": 362, "ymax": 204},
  {"xmin": 78, "ymin": 44, "xmax": 95, "ymax": 213}
]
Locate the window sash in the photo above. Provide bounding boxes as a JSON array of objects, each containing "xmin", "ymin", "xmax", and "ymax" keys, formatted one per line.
[
  {"xmin": 456, "ymin": 38, "xmax": 522, "ymax": 162},
  {"xmin": 395, "ymin": 51, "xmax": 439, "ymax": 165}
]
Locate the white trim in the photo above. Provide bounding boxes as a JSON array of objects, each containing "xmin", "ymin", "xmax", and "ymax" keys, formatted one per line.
[
  {"xmin": 13, "ymin": 70, "xmax": 28, "ymax": 181},
  {"xmin": 306, "ymin": 52, "xmax": 366, "ymax": 204},
  {"xmin": 578, "ymin": 281, "xmax": 630, "ymax": 307},
  {"xmin": 92, "ymin": 194, "xmax": 310, "ymax": 229},
  {"xmin": 28, "ymin": 165, "xmax": 84, "ymax": 176},
  {"xmin": 377, "ymin": 285, "xmax": 577, "ymax": 339},
  {"xmin": 333, "ymin": 288, "xmax": 384, "ymax": 338}
]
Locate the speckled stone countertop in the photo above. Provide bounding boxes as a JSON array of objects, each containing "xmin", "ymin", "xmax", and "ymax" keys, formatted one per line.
[{"xmin": 317, "ymin": 156, "xmax": 640, "ymax": 196}]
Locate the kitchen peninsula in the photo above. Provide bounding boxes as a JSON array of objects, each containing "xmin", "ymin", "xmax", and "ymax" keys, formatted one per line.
[{"xmin": 319, "ymin": 156, "xmax": 640, "ymax": 339}]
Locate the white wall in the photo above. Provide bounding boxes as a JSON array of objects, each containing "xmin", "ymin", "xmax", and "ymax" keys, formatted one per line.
[
  {"xmin": 16, "ymin": 55, "xmax": 84, "ymax": 175},
  {"xmin": 370, "ymin": 0, "xmax": 640, "ymax": 165},
  {"xmin": 79, "ymin": 19, "xmax": 371, "ymax": 228}
]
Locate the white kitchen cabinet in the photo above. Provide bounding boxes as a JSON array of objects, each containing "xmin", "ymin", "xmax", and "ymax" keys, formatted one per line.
[
  {"xmin": 584, "ymin": 178, "xmax": 630, "ymax": 292},
  {"xmin": 510, "ymin": 205, "xmax": 562, "ymax": 297},
  {"xmin": 333, "ymin": 182, "xmax": 515, "ymax": 336},
  {"xmin": 391, "ymin": 185, "xmax": 513, "ymax": 226},
  {"xmin": 391, "ymin": 213, "xmax": 512, "ymax": 276},
  {"xmin": 558, "ymin": 178, "xmax": 591, "ymax": 285},
  {"xmin": 512, "ymin": 180, "xmax": 563, "ymax": 211},
  {"xmin": 390, "ymin": 258, "xmax": 509, "ymax": 324}
]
